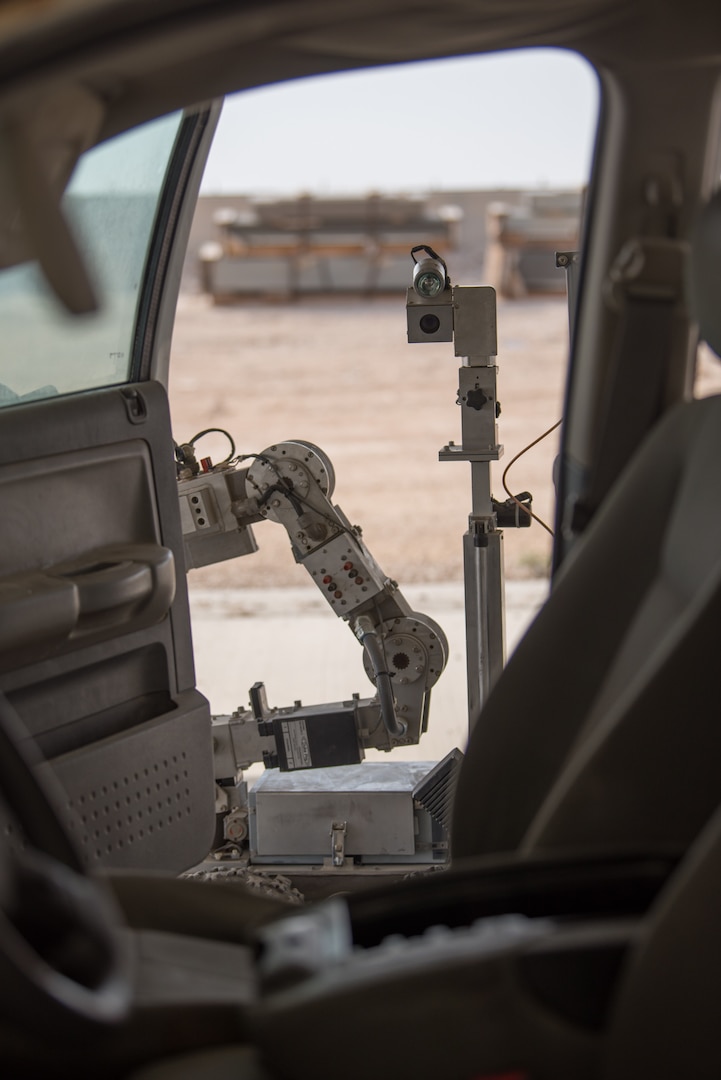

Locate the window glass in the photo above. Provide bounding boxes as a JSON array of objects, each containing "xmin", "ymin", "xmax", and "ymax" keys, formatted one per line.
[{"xmin": 0, "ymin": 111, "xmax": 183, "ymax": 408}]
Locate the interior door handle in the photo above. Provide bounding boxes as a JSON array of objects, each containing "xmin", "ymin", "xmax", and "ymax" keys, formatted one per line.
[
  {"xmin": 58, "ymin": 558, "xmax": 152, "ymax": 614},
  {"xmin": 55, "ymin": 544, "xmax": 176, "ymax": 626},
  {"xmin": 0, "ymin": 544, "xmax": 175, "ymax": 666}
]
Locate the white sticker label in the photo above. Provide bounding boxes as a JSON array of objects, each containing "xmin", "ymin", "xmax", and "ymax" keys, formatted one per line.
[{"xmin": 281, "ymin": 719, "xmax": 312, "ymax": 770}]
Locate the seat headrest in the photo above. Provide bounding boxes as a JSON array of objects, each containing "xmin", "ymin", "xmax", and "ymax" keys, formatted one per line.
[{"xmin": 688, "ymin": 189, "xmax": 721, "ymax": 358}]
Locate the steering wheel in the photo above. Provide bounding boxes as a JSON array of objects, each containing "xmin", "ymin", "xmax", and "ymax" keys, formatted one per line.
[{"xmin": 0, "ymin": 693, "xmax": 131, "ymax": 1038}]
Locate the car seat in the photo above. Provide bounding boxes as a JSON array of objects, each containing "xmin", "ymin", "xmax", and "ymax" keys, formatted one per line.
[{"xmin": 452, "ymin": 190, "xmax": 721, "ymax": 861}]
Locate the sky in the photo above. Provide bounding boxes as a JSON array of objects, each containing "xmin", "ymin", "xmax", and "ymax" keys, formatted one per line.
[{"xmin": 201, "ymin": 48, "xmax": 600, "ymax": 197}]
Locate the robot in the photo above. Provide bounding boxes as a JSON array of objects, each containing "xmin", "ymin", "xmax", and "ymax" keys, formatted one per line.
[{"xmin": 174, "ymin": 250, "xmax": 534, "ymax": 882}]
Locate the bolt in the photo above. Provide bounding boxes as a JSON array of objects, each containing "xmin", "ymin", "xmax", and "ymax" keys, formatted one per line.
[{"xmin": 415, "ymin": 665, "xmax": 424, "ymax": 674}]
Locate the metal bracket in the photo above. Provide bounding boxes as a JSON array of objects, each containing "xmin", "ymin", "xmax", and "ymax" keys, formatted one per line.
[
  {"xmin": 605, "ymin": 237, "xmax": 688, "ymax": 309},
  {"xmin": 469, "ymin": 515, "xmax": 497, "ymax": 545},
  {"xmin": 556, "ymin": 250, "xmax": 580, "ymax": 340},
  {"xmin": 439, "ymin": 442, "xmax": 503, "ymax": 463},
  {"xmin": 330, "ymin": 821, "xmax": 347, "ymax": 867}
]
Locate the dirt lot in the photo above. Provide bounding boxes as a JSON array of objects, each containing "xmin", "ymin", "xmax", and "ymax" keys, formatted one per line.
[
  {"xmin": 168, "ymin": 291, "xmax": 721, "ymax": 748},
  {"xmin": 168, "ymin": 292, "xmax": 569, "ymax": 589},
  {"xmin": 168, "ymin": 291, "xmax": 721, "ymax": 594}
]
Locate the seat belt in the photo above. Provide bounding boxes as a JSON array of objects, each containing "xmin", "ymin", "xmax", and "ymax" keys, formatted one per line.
[{"xmin": 567, "ymin": 236, "xmax": 686, "ymax": 537}]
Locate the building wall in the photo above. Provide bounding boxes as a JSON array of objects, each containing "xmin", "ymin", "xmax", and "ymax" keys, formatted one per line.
[{"xmin": 181, "ymin": 188, "xmax": 579, "ymax": 294}]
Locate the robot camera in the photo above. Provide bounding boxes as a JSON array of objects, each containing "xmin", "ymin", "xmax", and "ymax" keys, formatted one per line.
[
  {"xmin": 412, "ymin": 249, "xmax": 448, "ymax": 299},
  {"xmin": 407, "ymin": 245, "xmax": 454, "ymax": 343}
]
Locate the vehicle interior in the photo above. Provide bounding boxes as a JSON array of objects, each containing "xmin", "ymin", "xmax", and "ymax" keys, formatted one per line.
[{"xmin": 1, "ymin": 0, "xmax": 721, "ymax": 1077}]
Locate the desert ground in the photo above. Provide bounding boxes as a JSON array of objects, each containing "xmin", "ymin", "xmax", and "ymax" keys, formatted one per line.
[
  {"xmin": 166, "ymin": 292, "xmax": 721, "ymax": 759},
  {"xmin": 168, "ymin": 291, "xmax": 569, "ymax": 588}
]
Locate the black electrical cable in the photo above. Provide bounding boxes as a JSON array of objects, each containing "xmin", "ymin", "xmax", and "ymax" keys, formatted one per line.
[
  {"xmin": 186, "ymin": 427, "xmax": 236, "ymax": 464},
  {"xmin": 501, "ymin": 418, "xmax": 563, "ymax": 536},
  {"xmin": 353, "ymin": 617, "xmax": 406, "ymax": 740},
  {"xmin": 362, "ymin": 632, "xmax": 406, "ymax": 740}
]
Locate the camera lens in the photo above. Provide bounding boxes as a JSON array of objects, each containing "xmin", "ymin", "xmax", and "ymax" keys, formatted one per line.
[
  {"xmin": 419, "ymin": 313, "xmax": 441, "ymax": 335},
  {"xmin": 413, "ymin": 256, "xmax": 447, "ymax": 298},
  {"xmin": 415, "ymin": 270, "xmax": 444, "ymax": 298}
]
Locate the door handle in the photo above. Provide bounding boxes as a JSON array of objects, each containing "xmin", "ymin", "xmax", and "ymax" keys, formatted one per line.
[
  {"xmin": 56, "ymin": 544, "xmax": 175, "ymax": 626},
  {"xmin": 0, "ymin": 544, "xmax": 175, "ymax": 665}
]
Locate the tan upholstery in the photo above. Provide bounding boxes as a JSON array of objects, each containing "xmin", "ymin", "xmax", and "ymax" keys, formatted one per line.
[{"xmin": 453, "ymin": 191, "xmax": 721, "ymax": 862}]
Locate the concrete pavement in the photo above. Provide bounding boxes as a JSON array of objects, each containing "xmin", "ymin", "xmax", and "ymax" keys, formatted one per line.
[{"xmin": 188, "ymin": 579, "xmax": 549, "ymax": 769}]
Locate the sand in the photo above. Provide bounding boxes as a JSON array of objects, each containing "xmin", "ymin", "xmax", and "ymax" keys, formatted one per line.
[{"xmin": 168, "ymin": 291, "xmax": 571, "ymax": 590}]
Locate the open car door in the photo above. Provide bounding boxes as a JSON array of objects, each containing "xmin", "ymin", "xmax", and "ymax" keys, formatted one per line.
[{"xmin": 0, "ymin": 102, "xmax": 221, "ymax": 872}]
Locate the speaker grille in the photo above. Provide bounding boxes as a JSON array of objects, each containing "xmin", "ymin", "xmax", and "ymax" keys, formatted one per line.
[{"xmin": 66, "ymin": 750, "xmax": 194, "ymax": 863}]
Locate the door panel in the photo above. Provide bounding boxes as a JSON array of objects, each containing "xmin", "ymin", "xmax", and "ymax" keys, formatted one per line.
[
  {"xmin": 0, "ymin": 101, "xmax": 222, "ymax": 870},
  {"xmin": 0, "ymin": 381, "xmax": 215, "ymax": 870}
]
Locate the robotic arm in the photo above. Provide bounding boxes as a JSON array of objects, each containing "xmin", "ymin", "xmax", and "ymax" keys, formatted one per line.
[
  {"xmin": 246, "ymin": 440, "xmax": 447, "ymax": 744},
  {"xmin": 176, "ymin": 436, "xmax": 448, "ymax": 775}
]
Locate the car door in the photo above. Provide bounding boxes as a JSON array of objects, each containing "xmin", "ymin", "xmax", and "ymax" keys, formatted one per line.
[{"xmin": 0, "ymin": 101, "xmax": 221, "ymax": 872}]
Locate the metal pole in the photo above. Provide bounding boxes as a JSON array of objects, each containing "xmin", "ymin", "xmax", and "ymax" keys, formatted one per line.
[{"xmin": 439, "ymin": 286, "xmax": 506, "ymax": 734}]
